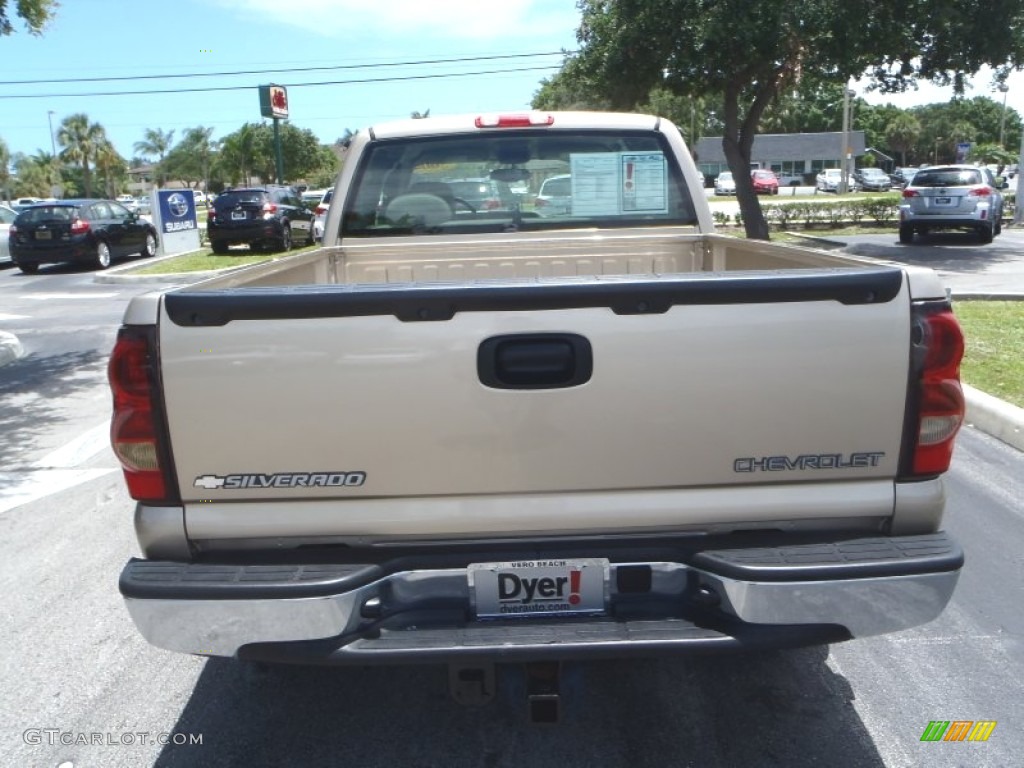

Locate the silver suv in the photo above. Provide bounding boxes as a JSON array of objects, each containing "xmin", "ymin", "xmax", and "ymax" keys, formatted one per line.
[{"xmin": 899, "ymin": 165, "xmax": 1004, "ymax": 244}]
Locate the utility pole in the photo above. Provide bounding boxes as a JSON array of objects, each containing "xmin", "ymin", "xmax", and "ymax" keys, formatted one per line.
[{"xmin": 839, "ymin": 89, "xmax": 855, "ymax": 193}]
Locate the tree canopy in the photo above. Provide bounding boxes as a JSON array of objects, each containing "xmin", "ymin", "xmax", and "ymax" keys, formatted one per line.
[
  {"xmin": 539, "ymin": 0, "xmax": 1024, "ymax": 239},
  {"xmin": 0, "ymin": 0, "xmax": 56, "ymax": 36}
]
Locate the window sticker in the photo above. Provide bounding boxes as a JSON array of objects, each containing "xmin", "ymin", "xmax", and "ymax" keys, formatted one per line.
[
  {"xmin": 621, "ymin": 153, "xmax": 668, "ymax": 213},
  {"xmin": 569, "ymin": 152, "xmax": 669, "ymax": 216}
]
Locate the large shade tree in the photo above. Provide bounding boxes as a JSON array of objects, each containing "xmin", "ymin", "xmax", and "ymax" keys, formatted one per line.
[{"xmin": 543, "ymin": 0, "xmax": 1024, "ymax": 239}]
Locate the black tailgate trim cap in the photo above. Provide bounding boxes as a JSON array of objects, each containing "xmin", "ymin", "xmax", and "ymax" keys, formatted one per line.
[{"xmin": 164, "ymin": 268, "xmax": 904, "ymax": 326}]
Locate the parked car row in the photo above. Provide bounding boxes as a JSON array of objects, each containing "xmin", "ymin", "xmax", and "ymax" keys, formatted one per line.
[{"xmin": 713, "ymin": 169, "xmax": 780, "ymax": 195}]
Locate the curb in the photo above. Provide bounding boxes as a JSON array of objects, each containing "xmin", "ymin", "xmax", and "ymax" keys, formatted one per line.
[{"xmin": 963, "ymin": 384, "xmax": 1024, "ymax": 453}]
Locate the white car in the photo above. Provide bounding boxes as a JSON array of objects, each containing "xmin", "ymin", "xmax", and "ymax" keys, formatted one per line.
[
  {"xmin": 312, "ymin": 187, "xmax": 333, "ymax": 242},
  {"xmin": 116, "ymin": 194, "xmax": 140, "ymax": 213},
  {"xmin": 0, "ymin": 204, "xmax": 16, "ymax": 264},
  {"xmin": 192, "ymin": 190, "xmax": 207, "ymax": 206},
  {"xmin": 815, "ymin": 169, "xmax": 857, "ymax": 193},
  {"xmin": 714, "ymin": 171, "xmax": 736, "ymax": 195}
]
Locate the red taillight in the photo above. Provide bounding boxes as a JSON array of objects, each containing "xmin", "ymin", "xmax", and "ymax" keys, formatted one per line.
[
  {"xmin": 902, "ymin": 189, "xmax": 920, "ymax": 198},
  {"xmin": 314, "ymin": 205, "xmax": 327, "ymax": 216},
  {"xmin": 71, "ymin": 218, "xmax": 90, "ymax": 234},
  {"xmin": 8, "ymin": 224, "xmax": 16, "ymax": 235},
  {"xmin": 535, "ymin": 198, "xmax": 547, "ymax": 207},
  {"xmin": 484, "ymin": 198, "xmax": 500, "ymax": 210},
  {"xmin": 207, "ymin": 211, "xmax": 217, "ymax": 224},
  {"xmin": 475, "ymin": 113, "xmax": 554, "ymax": 128},
  {"xmin": 967, "ymin": 187, "xmax": 992, "ymax": 197},
  {"xmin": 262, "ymin": 202, "xmax": 278, "ymax": 214},
  {"xmin": 109, "ymin": 327, "xmax": 177, "ymax": 503},
  {"xmin": 909, "ymin": 306, "xmax": 965, "ymax": 476}
]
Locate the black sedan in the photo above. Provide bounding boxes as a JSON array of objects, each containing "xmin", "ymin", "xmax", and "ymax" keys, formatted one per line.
[{"xmin": 8, "ymin": 199, "xmax": 158, "ymax": 273}]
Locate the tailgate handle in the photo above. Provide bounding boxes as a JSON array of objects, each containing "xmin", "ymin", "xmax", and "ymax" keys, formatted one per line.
[{"xmin": 478, "ymin": 334, "xmax": 592, "ymax": 390}]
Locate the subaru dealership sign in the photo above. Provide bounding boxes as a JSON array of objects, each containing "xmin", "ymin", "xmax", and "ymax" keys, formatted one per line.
[{"xmin": 152, "ymin": 189, "xmax": 200, "ymax": 256}]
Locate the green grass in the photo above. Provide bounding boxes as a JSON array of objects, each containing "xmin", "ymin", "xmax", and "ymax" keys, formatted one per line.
[
  {"xmin": 129, "ymin": 243, "xmax": 318, "ymax": 275},
  {"xmin": 955, "ymin": 301, "xmax": 1024, "ymax": 408}
]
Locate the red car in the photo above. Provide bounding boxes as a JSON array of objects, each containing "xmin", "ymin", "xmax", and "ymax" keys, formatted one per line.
[{"xmin": 751, "ymin": 169, "xmax": 780, "ymax": 195}]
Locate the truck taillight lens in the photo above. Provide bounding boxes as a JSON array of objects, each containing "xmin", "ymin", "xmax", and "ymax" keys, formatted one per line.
[
  {"xmin": 109, "ymin": 327, "xmax": 178, "ymax": 504},
  {"xmin": 907, "ymin": 305, "xmax": 965, "ymax": 476}
]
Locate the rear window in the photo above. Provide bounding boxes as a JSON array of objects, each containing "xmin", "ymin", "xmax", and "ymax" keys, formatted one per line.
[
  {"xmin": 450, "ymin": 180, "xmax": 497, "ymax": 199},
  {"xmin": 215, "ymin": 190, "xmax": 267, "ymax": 207},
  {"xmin": 16, "ymin": 205, "xmax": 77, "ymax": 223},
  {"xmin": 913, "ymin": 169, "xmax": 983, "ymax": 187},
  {"xmin": 540, "ymin": 177, "xmax": 571, "ymax": 196},
  {"xmin": 342, "ymin": 129, "xmax": 697, "ymax": 237}
]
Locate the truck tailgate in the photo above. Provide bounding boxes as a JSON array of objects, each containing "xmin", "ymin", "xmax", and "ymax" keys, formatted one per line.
[{"xmin": 159, "ymin": 269, "xmax": 909, "ymax": 507}]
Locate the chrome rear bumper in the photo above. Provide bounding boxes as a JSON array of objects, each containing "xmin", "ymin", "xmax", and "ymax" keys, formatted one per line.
[{"xmin": 120, "ymin": 533, "xmax": 962, "ymax": 662}]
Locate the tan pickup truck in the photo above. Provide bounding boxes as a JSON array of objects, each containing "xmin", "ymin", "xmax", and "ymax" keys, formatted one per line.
[{"xmin": 112, "ymin": 112, "xmax": 965, "ymax": 715}]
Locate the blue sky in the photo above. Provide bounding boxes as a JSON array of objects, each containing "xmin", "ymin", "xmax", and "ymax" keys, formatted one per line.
[
  {"xmin": 3, "ymin": 0, "xmax": 1024, "ymax": 163},
  {"xmin": 1, "ymin": 0, "xmax": 581, "ymax": 160}
]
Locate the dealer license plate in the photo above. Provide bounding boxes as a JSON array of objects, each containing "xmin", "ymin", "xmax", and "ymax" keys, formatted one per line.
[
  {"xmin": 469, "ymin": 558, "xmax": 608, "ymax": 618},
  {"xmin": 35, "ymin": 230, "xmax": 52, "ymax": 240},
  {"xmin": 231, "ymin": 211, "xmax": 247, "ymax": 220},
  {"xmin": 934, "ymin": 196, "xmax": 952, "ymax": 205}
]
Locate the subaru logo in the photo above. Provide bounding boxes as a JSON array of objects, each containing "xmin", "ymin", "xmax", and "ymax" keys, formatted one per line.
[{"xmin": 166, "ymin": 193, "xmax": 189, "ymax": 218}]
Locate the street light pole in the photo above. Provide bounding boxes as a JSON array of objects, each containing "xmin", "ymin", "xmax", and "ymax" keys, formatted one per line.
[
  {"xmin": 1014, "ymin": 126, "xmax": 1024, "ymax": 225},
  {"xmin": 47, "ymin": 110, "xmax": 57, "ymax": 155},
  {"xmin": 998, "ymin": 84, "xmax": 1010, "ymax": 148}
]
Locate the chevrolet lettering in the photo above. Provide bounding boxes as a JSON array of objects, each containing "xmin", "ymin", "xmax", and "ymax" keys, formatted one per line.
[{"xmin": 733, "ymin": 452, "xmax": 886, "ymax": 473}]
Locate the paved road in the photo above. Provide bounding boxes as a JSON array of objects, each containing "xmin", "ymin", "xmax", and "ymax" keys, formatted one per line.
[
  {"xmin": 817, "ymin": 229, "xmax": 1024, "ymax": 297},
  {"xmin": 0, "ymin": 427, "xmax": 1020, "ymax": 767},
  {"xmin": 1, "ymin": 241, "xmax": 1022, "ymax": 767}
]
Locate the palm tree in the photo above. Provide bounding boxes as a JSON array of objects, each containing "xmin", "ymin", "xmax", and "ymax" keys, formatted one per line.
[
  {"xmin": 133, "ymin": 127, "xmax": 175, "ymax": 187},
  {"xmin": 217, "ymin": 124, "xmax": 256, "ymax": 186},
  {"xmin": 0, "ymin": 137, "xmax": 11, "ymax": 199},
  {"xmin": 183, "ymin": 126, "xmax": 216, "ymax": 193},
  {"xmin": 885, "ymin": 113, "xmax": 922, "ymax": 166},
  {"xmin": 94, "ymin": 141, "xmax": 126, "ymax": 199},
  {"xmin": 57, "ymin": 113, "xmax": 107, "ymax": 198},
  {"xmin": 31, "ymin": 150, "xmax": 62, "ymax": 190}
]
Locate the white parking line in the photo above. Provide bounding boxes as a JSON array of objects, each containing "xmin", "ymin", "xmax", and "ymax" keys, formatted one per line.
[
  {"xmin": 24, "ymin": 293, "xmax": 119, "ymax": 300},
  {"xmin": 33, "ymin": 422, "xmax": 111, "ymax": 469},
  {"xmin": 0, "ymin": 468, "xmax": 118, "ymax": 514}
]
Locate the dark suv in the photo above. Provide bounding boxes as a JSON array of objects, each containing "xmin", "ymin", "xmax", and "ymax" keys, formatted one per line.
[{"xmin": 207, "ymin": 186, "xmax": 314, "ymax": 253}]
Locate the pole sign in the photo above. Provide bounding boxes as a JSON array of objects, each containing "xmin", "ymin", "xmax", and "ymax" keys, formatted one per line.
[
  {"xmin": 956, "ymin": 142, "xmax": 971, "ymax": 163},
  {"xmin": 259, "ymin": 85, "xmax": 289, "ymax": 119},
  {"xmin": 152, "ymin": 189, "xmax": 200, "ymax": 256}
]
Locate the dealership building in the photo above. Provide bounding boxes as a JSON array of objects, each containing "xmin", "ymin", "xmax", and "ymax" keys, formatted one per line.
[{"xmin": 693, "ymin": 131, "xmax": 867, "ymax": 184}]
